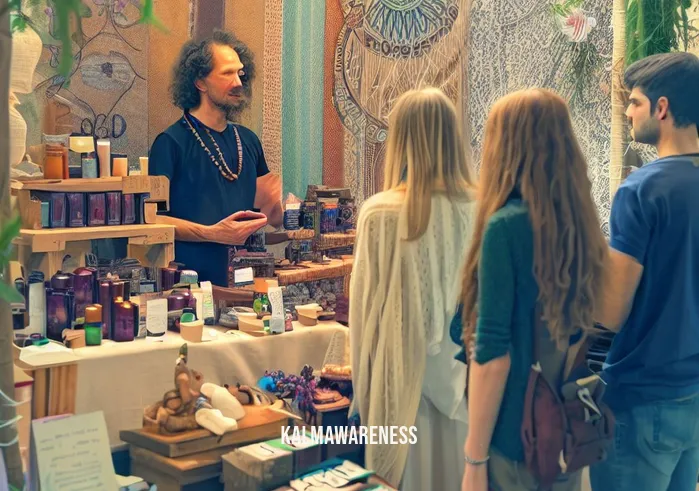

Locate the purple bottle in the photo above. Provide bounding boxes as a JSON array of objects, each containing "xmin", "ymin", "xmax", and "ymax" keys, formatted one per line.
[
  {"xmin": 161, "ymin": 267, "xmax": 177, "ymax": 291},
  {"xmin": 46, "ymin": 288, "xmax": 70, "ymax": 341},
  {"xmin": 167, "ymin": 293, "xmax": 186, "ymax": 311},
  {"xmin": 173, "ymin": 289, "xmax": 196, "ymax": 310},
  {"xmin": 72, "ymin": 268, "xmax": 95, "ymax": 320},
  {"xmin": 99, "ymin": 280, "xmax": 112, "ymax": 339},
  {"xmin": 112, "ymin": 298, "xmax": 137, "ymax": 342}
]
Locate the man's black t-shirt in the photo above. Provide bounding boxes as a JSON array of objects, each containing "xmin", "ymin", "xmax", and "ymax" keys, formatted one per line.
[{"xmin": 149, "ymin": 113, "xmax": 269, "ymax": 286}]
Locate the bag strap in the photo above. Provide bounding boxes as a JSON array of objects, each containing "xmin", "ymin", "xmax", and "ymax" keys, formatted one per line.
[{"xmin": 532, "ymin": 304, "xmax": 593, "ymax": 387}]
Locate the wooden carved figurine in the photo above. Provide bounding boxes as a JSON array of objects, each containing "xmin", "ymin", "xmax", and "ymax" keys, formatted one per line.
[{"xmin": 143, "ymin": 344, "xmax": 246, "ymax": 435}]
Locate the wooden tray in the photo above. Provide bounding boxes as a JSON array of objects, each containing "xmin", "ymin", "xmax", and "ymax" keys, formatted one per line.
[{"xmin": 120, "ymin": 404, "xmax": 294, "ymax": 458}]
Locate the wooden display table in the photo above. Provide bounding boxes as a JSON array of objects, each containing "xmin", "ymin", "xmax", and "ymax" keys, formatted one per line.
[{"xmin": 15, "ymin": 321, "xmax": 347, "ymax": 445}]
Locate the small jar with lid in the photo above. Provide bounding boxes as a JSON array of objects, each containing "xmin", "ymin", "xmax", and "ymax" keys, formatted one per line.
[{"xmin": 44, "ymin": 144, "xmax": 69, "ymax": 179}]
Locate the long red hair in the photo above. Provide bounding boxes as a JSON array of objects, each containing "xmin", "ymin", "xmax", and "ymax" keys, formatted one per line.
[{"xmin": 462, "ymin": 88, "xmax": 607, "ymax": 348}]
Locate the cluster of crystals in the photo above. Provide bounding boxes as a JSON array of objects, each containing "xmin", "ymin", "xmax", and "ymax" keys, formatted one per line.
[
  {"xmin": 284, "ymin": 278, "xmax": 343, "ymax": 312},
  {"xmin": 264, "ymin": 364, "xmax": 317, "ymax": 415}
]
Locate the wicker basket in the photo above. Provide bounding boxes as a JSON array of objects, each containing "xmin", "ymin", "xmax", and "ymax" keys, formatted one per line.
[
  {"xmin": 286, "ymin": 229, "xmax": 315, "ymax": 240},
  {"xmin": 317, "ymin": 231, "xmax": 356, "ymax": 251},
  {"xmin": 275, "ymin": 259, "xmax": 352, "ymax": 286}
]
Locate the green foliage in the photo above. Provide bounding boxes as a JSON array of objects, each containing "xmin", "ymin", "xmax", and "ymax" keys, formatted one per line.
[
  {"xmin": 138, "ymin": 0, "xmax": 165, "ymax": 31},
  {"xmin": 551, "ymin": 0, "xmax": 586, "ymax": 17},
  {"xmin": 625, "ymin": 0, "xmax": 698, "ymax": 65},
  {"xmin": 549, "ymin": 0, "xmax": 604, "ymax": 108},
  {"xmin": 0, "ymin": 215, "xmax": 23, "ymax": 304},
  {"xmin": 564, "ymin": 41, "xmax": 601, "ymax": 107}
]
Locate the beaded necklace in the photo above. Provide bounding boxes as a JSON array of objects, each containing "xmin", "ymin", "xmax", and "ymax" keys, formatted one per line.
[{"xmin": 183, "ymin": 112, "xmax": 243, "ymax": 181}]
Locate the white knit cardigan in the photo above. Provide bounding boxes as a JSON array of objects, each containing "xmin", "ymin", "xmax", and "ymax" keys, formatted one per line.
[{"xmin": 349, "ymin": 189, "xmax": 476, "ymax": 486}]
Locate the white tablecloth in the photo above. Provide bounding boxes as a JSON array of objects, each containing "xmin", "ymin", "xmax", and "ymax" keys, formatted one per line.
[{"xmin": 69, "ymin": 321, "xmax": 348, "ymax": 444}]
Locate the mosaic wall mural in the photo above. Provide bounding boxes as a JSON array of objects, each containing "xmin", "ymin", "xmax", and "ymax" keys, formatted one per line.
[
  {"xmin": 19, "ymin": 0, "xmax": 149, "ymax": 161},
  {"xmin": 467, "ymin": 0, "xmax": 613, "ymax": 231}
]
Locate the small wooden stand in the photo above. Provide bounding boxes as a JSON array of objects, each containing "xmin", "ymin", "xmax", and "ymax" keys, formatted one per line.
[
  {"xmin": 10, "ymin": 176, "xmax": 175, "ymax": 278},
  {"xmin": 129, "ymin": 446, "xmax": 226, "ymax": 491},
  {"xmin": 12, "ymin": 344, "xmax": 79, "ymax": 420},
  {"xmin": 11, "ymin": 175, "xmax": 170, "ymax": 229}
]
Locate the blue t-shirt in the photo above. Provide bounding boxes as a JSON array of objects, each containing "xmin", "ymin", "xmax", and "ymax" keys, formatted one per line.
[
  {"xmin": 149, "ymin": 114, "xmax": 269, "ymax": 286},
  {"xmin": 603, "ymin": 153, "xmax": 699, "ymax": 411}
]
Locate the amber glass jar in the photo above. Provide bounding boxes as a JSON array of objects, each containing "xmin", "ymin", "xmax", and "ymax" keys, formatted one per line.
[{"xmin": 44, "ymin": 145, "xmax": 65, "ymax": 179}]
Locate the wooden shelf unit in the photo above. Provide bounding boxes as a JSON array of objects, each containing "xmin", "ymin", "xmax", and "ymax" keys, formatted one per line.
[
  {"xmin": 10, "ymin": 175, "xmax": 170, "ymax": 230},
  {"xmin": 13, "ymin": 223, "xmax": 175, "ymax": 279}
]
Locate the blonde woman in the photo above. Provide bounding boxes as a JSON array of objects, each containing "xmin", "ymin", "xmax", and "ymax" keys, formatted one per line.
[
  {"xmin": 458, "ymin": 88, "xmax": 608, "ymax": 491},
  {"xmin": 349, "ymin": 87, "xmax": 476, "ymax": 490}
]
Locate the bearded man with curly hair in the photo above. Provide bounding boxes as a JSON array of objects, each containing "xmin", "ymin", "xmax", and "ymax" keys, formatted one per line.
[{"xmin": 149, "ymin": 30, "xmax": 282, "ymax": 286}]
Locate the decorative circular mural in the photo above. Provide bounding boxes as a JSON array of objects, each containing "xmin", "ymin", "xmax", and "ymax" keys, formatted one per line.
[
  {"xmin": 364, "ymin": 0, "xmax": 460, "ymax": 59},
  {"xmin": 333, "ymin": 0, "xmax": 467, "ymax": 200}
]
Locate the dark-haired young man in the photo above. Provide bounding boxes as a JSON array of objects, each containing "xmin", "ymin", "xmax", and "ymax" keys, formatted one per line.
[
  {"xmin": 593, "ymin": 52, "xmax": 699, "ymax": 491},
  {"xmin": 149, "ymin": 30, "xmax": 282, "ymax": 287}
]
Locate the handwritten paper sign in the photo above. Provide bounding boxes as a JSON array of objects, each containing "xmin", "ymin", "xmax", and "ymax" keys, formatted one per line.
[
  {"xmin": 31, "ymin": 411, "xmax": 118, "ymax": 491},
  {"xmin": 145, "ymin": 298, "xmax": 168, "ymax": 336}
]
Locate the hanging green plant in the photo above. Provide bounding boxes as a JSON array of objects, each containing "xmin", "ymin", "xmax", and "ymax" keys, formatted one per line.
[
  {"xmin": 3, "ymin": 0, "xmax": 165, "ymax": 77},
  {"xmin": 551, "ymin": 0, "xmax": 586, "ymax": 17},
  {"xmin": 550, "ymin": 0, "xmax": 604, "ymax": 106},
  {"xmin": 625, "ymin": 0, "xmax": 698, "ymax": 65},
  {"xmin": 0, "ymin": 215, "xmax": 23, "ymax": 305},
  {"xmin": 565, "ymin": 42, "xmax": 602, "ymax": 107}
]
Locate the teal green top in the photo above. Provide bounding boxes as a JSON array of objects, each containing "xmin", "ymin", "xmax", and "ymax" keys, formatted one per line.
[{"xmin": 453, "ymin": 199, "xmax": 538, "ymax": 462}]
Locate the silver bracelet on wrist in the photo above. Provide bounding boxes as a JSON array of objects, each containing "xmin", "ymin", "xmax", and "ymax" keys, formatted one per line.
[{"xmin": 464, "ymin": 454, "xmax": 490, "ymax": 465}]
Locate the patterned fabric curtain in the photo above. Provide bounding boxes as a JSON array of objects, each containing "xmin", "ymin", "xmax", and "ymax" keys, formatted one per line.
[{"xmin": 280, "ymin": 1, "xmax": 326, "ymax": 199}]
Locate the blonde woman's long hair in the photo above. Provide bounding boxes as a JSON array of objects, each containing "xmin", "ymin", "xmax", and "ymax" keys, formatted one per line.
[
  {"xmin": 461, "ymin": 88, "xmax": 608, "ymax": 348},
  {"xmin": 383, "ymin": 87, "xmax": 475, "ymax": 241}
]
